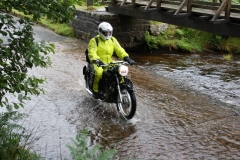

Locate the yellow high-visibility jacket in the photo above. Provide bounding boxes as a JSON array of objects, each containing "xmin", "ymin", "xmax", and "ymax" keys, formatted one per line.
[
  {"xmin": 87, "ymin": 35, "xmax": 129, "ymax": 92},
  {"xmin": 88, "ymin": 35, "xmax": 129, "ymax": 63}
]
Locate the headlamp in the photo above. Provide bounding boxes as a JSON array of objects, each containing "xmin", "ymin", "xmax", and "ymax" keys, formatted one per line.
[{"xmin": 118, "ymin": 65, "xmax": 128, "ymax": 76}]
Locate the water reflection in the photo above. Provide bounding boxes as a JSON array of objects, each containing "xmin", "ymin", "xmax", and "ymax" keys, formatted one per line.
[
  {"xmin": 68, "ymin": 97, "xmax": 137, "ymax": 150},
  {"xmin": 131, "ymin": 52, "xmax": 240, "ymax": 108}
]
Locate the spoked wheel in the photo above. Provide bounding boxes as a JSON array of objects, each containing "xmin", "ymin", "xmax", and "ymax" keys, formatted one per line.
[{"xmin": 116, "ymin": 89, "xmax": 136, "ymax": 120}]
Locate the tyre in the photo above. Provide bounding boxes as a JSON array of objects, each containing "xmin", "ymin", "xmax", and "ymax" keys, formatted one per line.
[
  {"xmin": 85, "ymin": 64, "xmax": 94, "ymax": 91},
  {"xmin": 116, "ymin": 89, "xmax": 136, "ymax": 120},
  {"xmin": 85, "ymin": 70, "xmax": 89, "ymax": 89}
]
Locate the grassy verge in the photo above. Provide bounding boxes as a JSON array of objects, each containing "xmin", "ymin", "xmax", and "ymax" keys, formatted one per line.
[
  {"xmin": 11, "ymin": 9, "xmax": 74, "ymax": 37},
  {"xmin": 11, "ymin": 3, "xmax": 106, "ymax": 37},
  {"xmin": 145, "ymin": 23, "xmax": 240, "ymax": 54}
]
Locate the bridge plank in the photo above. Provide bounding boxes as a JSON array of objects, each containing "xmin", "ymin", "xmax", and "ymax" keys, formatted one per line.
[
  {"xmin": 231, "ymin": 8, "xmax": 240, "ymax": 13},
  {"xmin": 192, "ymin": 4, "xmax": 218, "ymax": 10}
]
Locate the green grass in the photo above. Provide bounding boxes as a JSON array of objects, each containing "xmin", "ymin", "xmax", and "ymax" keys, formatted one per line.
[
  {"xmin": 39, "ymin": 17, "xmax": 74, "ymax": 37},
  {"xmin": 12, "ymin": 9, "xmax": 74, "ymax": 37},
  {"xmin": 223, "ymin": 37, "xmax": 240, "ymax": 53},
  {"xmin": 145, "ymin": 23, "xmax": 240, "ymax": 54},
  {"xmin": 12, "ymin": 3, "xmax": 107, "ymax": 37}
]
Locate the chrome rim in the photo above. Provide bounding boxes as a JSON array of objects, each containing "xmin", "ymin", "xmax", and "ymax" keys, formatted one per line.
[{"xmin": 118, "ymin": 89, "xmax": 132, "ymax": 117}]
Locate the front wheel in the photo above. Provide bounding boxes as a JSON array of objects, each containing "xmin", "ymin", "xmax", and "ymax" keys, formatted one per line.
[{"xmin": 116, "ymin": 89, "xmax": 136, "ymax": 120}]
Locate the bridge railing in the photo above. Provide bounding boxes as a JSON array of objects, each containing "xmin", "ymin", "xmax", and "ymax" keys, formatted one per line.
[{"xmin": 100, "ymin": 0, "xmax": 240, "ymax": 24}]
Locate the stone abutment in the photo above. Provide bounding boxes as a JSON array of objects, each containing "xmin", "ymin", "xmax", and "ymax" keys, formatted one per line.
[{"xmin": 72, "ymin": 8, "xmax": 150, "ymax": 51}]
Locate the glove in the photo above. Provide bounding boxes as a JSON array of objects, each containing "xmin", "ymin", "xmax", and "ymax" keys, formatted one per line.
[
  {"xmin": 95, "ymin": 59, "xmax": 105, "ymax": 67},
  {"xmin": 124, "ymin": 57, "xmax": 134, "ymax": 66}
]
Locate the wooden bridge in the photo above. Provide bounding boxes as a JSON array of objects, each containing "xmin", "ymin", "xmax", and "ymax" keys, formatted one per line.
[{"xmin": 99, "ymin": 0, "xmax": 240, "ymax": 37}]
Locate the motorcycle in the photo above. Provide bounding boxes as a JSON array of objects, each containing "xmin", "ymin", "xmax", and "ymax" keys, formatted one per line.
[{"xmin": 83, "ymin": 61, "xmax": 137, "ymax": 120}]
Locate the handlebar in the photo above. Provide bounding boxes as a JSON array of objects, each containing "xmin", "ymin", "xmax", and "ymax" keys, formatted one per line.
[{"xmin": 98, "ymin": 61, "xmax": 129, "ymax": 67}]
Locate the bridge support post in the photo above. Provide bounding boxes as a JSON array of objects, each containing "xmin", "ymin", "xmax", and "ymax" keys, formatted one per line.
[
  {"xmin": 210, "ymin": 0, "xmax": 231, "ymax": 23},
  {"xmin": 225, "ymin": 0, "xmax": 231, "ymax": 18},
  {"xmin": 157, "ymin": 0, "xmax": 161, "ymax": 8}
]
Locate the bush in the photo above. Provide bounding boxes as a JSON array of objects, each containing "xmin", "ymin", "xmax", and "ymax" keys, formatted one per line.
[
  {"xmin": 67, "ymin": 129, "xmax": 117, "ymax": 160},
  {"xmin": 144, "ymin": 31, "xmax": 159, "ymax": 51},
  {"xmin": 0, "ymin": 109, "xmax": 41, "ymax": 160}
]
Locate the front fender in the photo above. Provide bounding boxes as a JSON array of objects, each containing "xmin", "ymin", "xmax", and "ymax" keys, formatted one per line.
[{"xmin": 121, "ymin": 78, "xmax": 134, "ymax": 91}]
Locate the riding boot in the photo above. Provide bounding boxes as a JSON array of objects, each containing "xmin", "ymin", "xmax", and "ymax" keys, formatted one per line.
[{"xmin": 93, "ymin": 91, "xmax": 99, "ymax": 99}]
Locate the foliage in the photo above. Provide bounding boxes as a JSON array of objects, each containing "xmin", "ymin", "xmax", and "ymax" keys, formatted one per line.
[
  {"xmin": 0, "ymin": 14, "xmax": 53, "ymax": 109},
  {"xmin": 74, "ymin": 0, "xmax": 87, "ymax": 6},
  {"xmin": 144, "ymin": 31, "xmax": 159, "ymax": 51},
  {"xmin": 160, "ymin": 24, "xmax": 178, "ymax": 39},
  {"xmin": 67, "ymin": 129, "xmax": 118, "ymax": 160},
  {"xmin": 0, "ymin": 109, "xmax": 41, "ymax": 159},
  {"xmin": 223, "ymin": 54, "xmax": 232, "ymax": 61},
  {"xmin": 146, "ymin": 23, "xmax": 240, "ymax": 53},
  {"xmin": 174, "ymin": 28, "xmax": 213, "ymax": 52},
  {"xmin": 1, "ymin": 0, "xmax": 76, "ymax": 23},
  {"xmin": 212, "ymin": 36, "xmax": 240, "ymax": 53},
  {"xmin": 232, "ymin": 0, "xmax": 240, "ymax": 4},
  {"xmin": 224, "ymin": 37, "xmax": 240, "ymax": 53},
  {"xmin": 94, "ymin": 0, "xmax": 102, "ymax": 6},
  {"xmin": 149, "ymin": 21, "xmax": 162, "ymax": 25},
  {"xmin": 87, "ymin": 6, "xmax": 98, "ymax": 11},
  {"xmin": 0, "ymin": 0, "xmax": 75, "ymax": 109}
]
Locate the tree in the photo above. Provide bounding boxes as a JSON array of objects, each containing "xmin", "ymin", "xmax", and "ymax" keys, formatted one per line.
[{"xmin": 0, "ymin": 0, "xmax": 75, "ymax": 109}]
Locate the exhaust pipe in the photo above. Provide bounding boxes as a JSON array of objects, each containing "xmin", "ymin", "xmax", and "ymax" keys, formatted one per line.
[{"xmin": 85, "ymin": 88, "xmax": 93, "ymax": 96}]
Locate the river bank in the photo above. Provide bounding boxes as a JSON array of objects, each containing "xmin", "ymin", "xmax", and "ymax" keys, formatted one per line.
[{"xmin": 145, "ymin": 23, "xmax": 240, "ymax": 55}]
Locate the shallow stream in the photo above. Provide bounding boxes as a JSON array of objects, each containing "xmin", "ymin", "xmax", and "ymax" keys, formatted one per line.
[{"xmin": 3, "ymin": 23, "xmax": 240, "ymax": 159}]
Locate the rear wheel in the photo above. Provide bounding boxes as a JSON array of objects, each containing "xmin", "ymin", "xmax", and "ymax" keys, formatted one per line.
[
  {"xmin": 85, "ymin": 70, "xmax": 90, "ymax": 89},
  {"xmin": 85, "ymin": 64, "xmax": 94, "ymax": 91},
  {"xmin": 116, "ymin": 89, "xmax": 136, "ymax": 120}
]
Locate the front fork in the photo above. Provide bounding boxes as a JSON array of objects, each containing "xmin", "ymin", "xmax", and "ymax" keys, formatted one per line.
[{"xmin": 115, "ymin": 75, "xmax": 123, "ymax": 104}]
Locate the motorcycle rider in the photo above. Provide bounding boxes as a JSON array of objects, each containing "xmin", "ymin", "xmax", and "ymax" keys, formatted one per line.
[{"xmin": 87, "ymin": 22, "xmax": 134, "ymax": 99}]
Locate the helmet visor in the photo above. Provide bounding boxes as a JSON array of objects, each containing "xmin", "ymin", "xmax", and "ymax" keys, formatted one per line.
[{"xmin": 102, "ymin": 30, "xmax": 112, "ymax": 37}]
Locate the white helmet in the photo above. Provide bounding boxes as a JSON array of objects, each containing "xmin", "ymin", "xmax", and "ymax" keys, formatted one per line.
[{"xmin": 98, "ymin": 22, "xmax": 113, "ymax": 40}]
